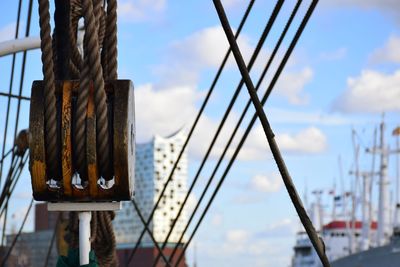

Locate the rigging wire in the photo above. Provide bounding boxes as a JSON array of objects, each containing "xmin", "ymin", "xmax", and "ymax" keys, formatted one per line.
[
  {"xmin": 165, "ymin": 1, "xmax": 305, "ymax": 264},
  {"xmin": 201, "ymin": 1, "xmax": 330, "ymax": 267},
  {"xmin": 43, "ymin": 213, "xmax": 61, "ymax": 267},
  {"xmin": 126, "ymin": 1, "xmax": 256, "ymax": 264},
  {"xmin": 12, "ymin": 0, "xmax": 33, "ymax": 155},
  {"xmin": 152, "ymin": 1, "xmax": 285, "ymax": 265},
  {"xmin": 0, "ymin": 151, "xmax": 28, "ymax": 247},
  {"xmin": 0, "ymin": 147, "xmax": 15, "ymax": 165},
  {"xmin": 0, "ymin": 152, "xmax": 21, "ymax": 246},
  {"xmin": 0, "ymin": 152, "xmax": 29, "ymax": 218},
  {"xmin": 0, "ymin": 92, "xmax": 30, "ymax": 101},
  {"xmin": 131, "ymin": 199, "xmax": 172, "ymax": 267},
  {"xmin": 0, "ymin": 0, "xmax": 23, "ymax": 186},
  {"xmin": 0, "ymin": 198, "xmax": 33, "ymax": 267}
]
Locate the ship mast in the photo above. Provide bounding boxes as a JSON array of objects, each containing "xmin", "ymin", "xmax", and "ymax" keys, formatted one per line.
[
  {"xmin": 350, "ymin": 128, "xmax": 376, "ymax": 251},
  {"xmin": 393, "ymin": 126, "xmax": 400, "ymax": 233},
  {"xmin": 367, "ymin": 118, "xmax": 391, "ymax": 246}
]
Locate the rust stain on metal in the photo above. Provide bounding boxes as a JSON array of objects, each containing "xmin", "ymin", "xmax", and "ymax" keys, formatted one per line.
[{"xmin": 61, "ymin": 81, "xmax": 73, "ymax": 196}]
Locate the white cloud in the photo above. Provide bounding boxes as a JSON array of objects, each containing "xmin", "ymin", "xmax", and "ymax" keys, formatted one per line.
[
  {"xmin": 155, "ymin": 25, "xmax": 261, "ymax": 85},
  {"xmin": 250, "ymin": 174, "xmax": 282, "ymax": 193},
  {"xmin": 275, "ymin": 67, "xmax": 314, "ymax": 105},
  {"xmin": 186, "ymin": 193, "xmax": 198, "ymax": 216},
  {"xmin": 135, "ymin": 85, "xmax": 328, "ymax": 160},
  {"xmin": 200, "ymin": 222, "xmax": 297, "ymax": 266},
  {"xmin": 211, "ymin": 213, "xmax": 223, "ymax": 227},
  {"xmin": 276, "ymin": 126, "xmax": 328, "ymax": 154},
  {"xmin": 268, "ymin": 107, "xmax": 353, "ymax": 125},
  {"xmin": 370, "ymin": 35, "xmax": 400, "ymax": 64},
  {"xmin": 319, "ymin": 47, "xmax": 347, "ymax": 61},
  {"xmin": 244, "ymin": 126, "xmax": 328, "ymax": 158},
  {"xmin": 0, "ymin": 23, "xmax": 16, "ymax": 42},
  {"xmin": 118, "ymin": 0, "xmax": 166, "ymax": 22},
  {"xmin": 327, "ymin": 0, "xmax": 399, "ymax": 10},
  {"xmin": 135, "ymin": 83, "xmax": 201, "ymax": 142},
  {"xmin": 333, "ymin": 69, "xmax": 400, "ymax": 113},
  {"xmin": 226, "ymin": 229, "xmax": 250, "ymax": 243},
  {"xmin": 221, "ymin": 0, "xmax": 241, "ymax": 8}
]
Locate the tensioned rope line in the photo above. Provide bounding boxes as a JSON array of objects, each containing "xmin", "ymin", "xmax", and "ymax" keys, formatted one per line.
[
  {"xmin": 0, "ymin": 198, "xmax": 33, "ymax": 267},
  {"xmin": 0, "ymin": 133, "xmax": 30, "ymax": 214},
  {"xmin": 6, "ymin": 8, "xmax": 33, "ymax": 243},
  {"xmin": 0, "ymin": 147, "xmax": 15, "ymax": 165},
  {"xmin": 166, "ymin": 1, "xmax": 304, "ymax": 264},
  {"xmin": 0, "ymin": 0, "xmax": 23, "ymax": 186},
  {"xmin": 213, "ymin": 1, "xmax": 330, "ymax": 266},
  {"xmin": 0, "ymin": 92, "xmax": 30, "ymax": 101},
  {"xmin": 44, "ymin": 213, "xmax": 61, "ymax": 267},
  {"xmin": 0, "ymin": 153, "xmax": 21, "ymax": 246},
  {"xmin": 0, "ymin": 154, "xmax": 24, "ymax": 210},
  {"xmin": 12, "ymin": 0, "xmax": 33, "ymax": 165},
  {"xmin": 126, "ymin": 1, "xmax": 256, "ymax": 264},
  {"xmin": 0, "ymin": 148, "xmax": 29, "ymax": 246},
  {"xmin": 152, "ymin": 2, "xmax": 285, "ymax": 266},
  {"xmin": 38, "ymin": 0, "xmax": 58, "ymax": 181},
  {"xmin": 172, "ymin": 2, "xmax": 320, "ymax": 264},
  {"xmin": 103, "ymin": 0, "xmax": 117, "ymax": 80},
  {"xmin": 0, "ymin": 154, "xmax": 29, "ymax": 220},
  {"xmin": 130, "ymin": 199, "xmax": 172, "ymax": 267}
]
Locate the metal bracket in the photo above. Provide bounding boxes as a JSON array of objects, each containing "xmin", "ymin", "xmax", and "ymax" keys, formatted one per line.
[{"xmin": 47, "ymin": 202, "xmax": 121, "ymax": 211}]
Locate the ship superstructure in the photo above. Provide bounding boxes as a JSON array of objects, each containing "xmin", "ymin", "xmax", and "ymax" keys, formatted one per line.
[{"xmin": 292, "ymin": 119, "xmax": 400, "ymax": 267}]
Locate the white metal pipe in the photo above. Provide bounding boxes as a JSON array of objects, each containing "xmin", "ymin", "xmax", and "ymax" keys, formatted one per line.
[
  {"xmin": 0, "ymin": 37, "xmax": 40, "ymax": 57},
  {"xmin": 361, "ymin": 173, "xmax": 370, "ymax": 251},
  {"xmin": 377, "ymin": 120, "xmax": 390, "ymax": 246},
  {"xmin": 79, "ymin": 211, "xmax": 92, "ymax": 265}
]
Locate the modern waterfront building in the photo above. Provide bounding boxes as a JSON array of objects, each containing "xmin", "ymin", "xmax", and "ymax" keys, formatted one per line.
[{"xmin": 113, "ymin": 129, "xmax": 188, "ymax": 245}]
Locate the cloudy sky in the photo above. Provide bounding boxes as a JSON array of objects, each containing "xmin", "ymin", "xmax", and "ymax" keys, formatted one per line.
[{"xmin": 1, "ymin": 0, "xmax": 400, "ymax": 266}]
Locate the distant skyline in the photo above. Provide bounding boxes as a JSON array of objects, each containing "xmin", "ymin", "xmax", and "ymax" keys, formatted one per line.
[{"xmin": 0, "ymin": 1, "xmax": 400, "ymax": 266}]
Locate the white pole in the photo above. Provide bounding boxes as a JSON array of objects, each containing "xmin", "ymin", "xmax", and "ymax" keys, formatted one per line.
[
  {"xmin": 396, "ymin": 135, "xmax": 399, "ymax": 206},
  {"xmin": 377, "ymin": 120, "xmax": 390, "ymax": 246},
  {"xmin": 79, "ymin": 211, "xmax": 92, "ymax": 265},
  {"xmin": 0, "ymin": 37, "xmax": 40, "ymax": 57},
  {"xmin": 361, "ymin": 173, "xmax": 370, "ymax": 250}
]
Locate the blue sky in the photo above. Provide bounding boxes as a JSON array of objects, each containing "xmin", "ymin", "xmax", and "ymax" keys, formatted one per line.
[{"xmin": 1, "ymin": 0, "xmax": 400, "ymax": 266}]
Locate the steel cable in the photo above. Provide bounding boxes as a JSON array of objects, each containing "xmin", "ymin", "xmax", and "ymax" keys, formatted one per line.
[
  {"xmin": 43, "ymin": 213, "xmax": 61, "ymax": 267},
  {"xmin": 0, "ymin": 0, "xmax": 23, "ymax": 186},
  {"xmin": 210, "ymin": 1, "xmax": 330, "ymax": 266},
  {"xmin": 165, "ymin": 1, "xmax": 304, "ymax": 264},
  {"xmin": 131, "ymin": 200, "xmax": 172, "ymax": 267},
  {"xmin": 126, "ymin": 1, "xmax": 256, "ymax": 264},
  {"xmin": 0, "ymin": 198, "xmax": 33, "ymax": 267},
  {"xmin": 0, "ymin": 147, "xmax": 15, "ymax": 165},
  {"xmin": 152, "ymin": 2, "xmax": 285, "ymax": 266}
]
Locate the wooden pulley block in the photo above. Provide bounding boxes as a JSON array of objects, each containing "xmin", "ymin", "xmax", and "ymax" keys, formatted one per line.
[{"xmin": 29, "ymin": 80, "xmax": 135, "ymax": 202}]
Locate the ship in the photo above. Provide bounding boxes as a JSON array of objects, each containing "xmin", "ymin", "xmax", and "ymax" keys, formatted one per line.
[{"xmin": 292, "ymin": 119, "xmax": 400, "ymax": 267}]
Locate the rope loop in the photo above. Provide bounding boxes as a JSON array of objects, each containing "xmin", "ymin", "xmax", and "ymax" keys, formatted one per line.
[{"xmin": 37, "ymin": 0, "xmax": 119, "ymax": 265}]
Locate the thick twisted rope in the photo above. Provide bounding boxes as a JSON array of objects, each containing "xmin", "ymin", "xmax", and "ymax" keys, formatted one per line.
[
  {"xmin": 75, "ymin": 0, "xmax": 111, "ymax": 181},
  {"xmin": 38, "ymin": 0, "xmax": 58, "ymax": 181},
  {"xmin": 105, "ymin": 0, "xmax": 117, "ymax": 80},
  {"xmin": 68, "ymin": 1, "xmax": 117, "ymax": 265},
  {"xmin": 82, "ymin": 0, "xmax": 112, "ymax": 181}
]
